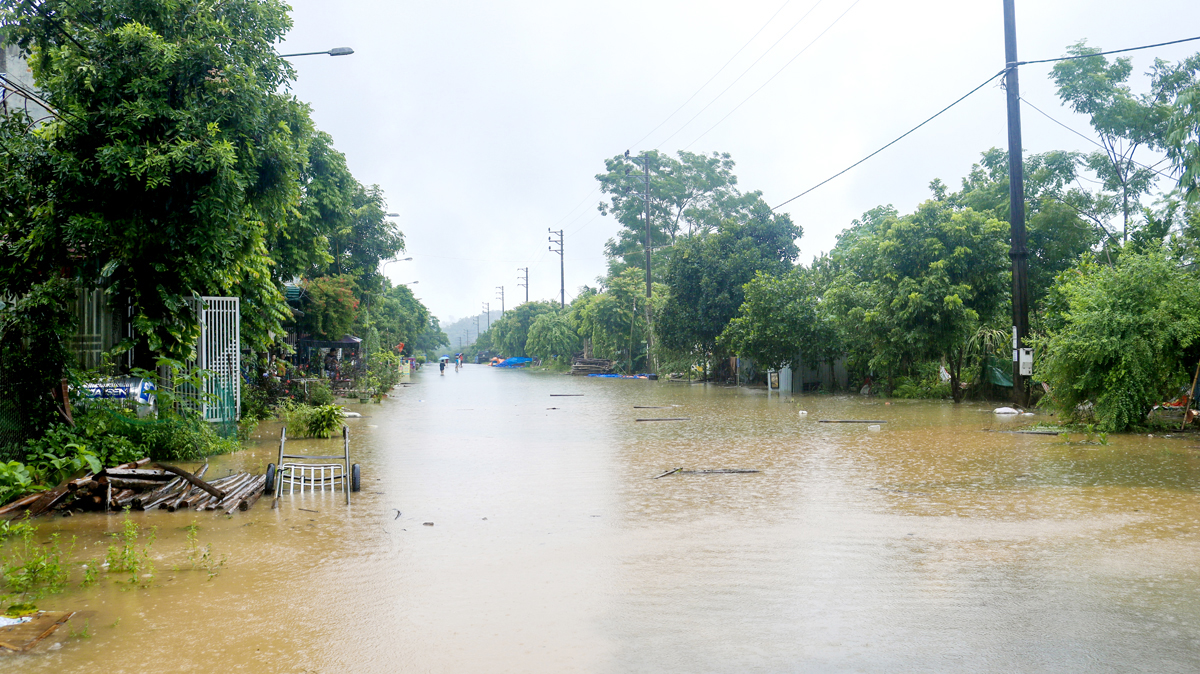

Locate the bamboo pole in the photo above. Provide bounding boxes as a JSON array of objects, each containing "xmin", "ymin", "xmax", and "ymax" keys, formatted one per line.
[
  {"xmin": 154, "ymin": 463, "xmax": 226, "ymax": 500},
  {"xmin": 235, "ymin": 476, "xmax": 268, "ymax": 513}
]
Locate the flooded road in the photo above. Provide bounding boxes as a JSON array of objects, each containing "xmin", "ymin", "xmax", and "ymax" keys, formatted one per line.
[{"xmin": 12, "ymin": 364, "xmax": 1200, "ymax": 672}]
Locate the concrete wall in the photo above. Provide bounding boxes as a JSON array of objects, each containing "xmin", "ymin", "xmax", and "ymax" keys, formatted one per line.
[{"xmin": 1, "ymin": 45, "xmax": 52, "ymax": 121}]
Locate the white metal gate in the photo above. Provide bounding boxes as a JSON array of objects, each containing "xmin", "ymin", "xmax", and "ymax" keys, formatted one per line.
[{"xmin": 188, "ymin": 297, "xmax": 240, "ymax": 424}]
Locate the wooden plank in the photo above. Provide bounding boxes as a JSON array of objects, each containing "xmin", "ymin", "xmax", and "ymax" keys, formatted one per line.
[
  {"xmin": 25, "ymin": 485, "xmax": 70, "ymax": 518},
  {"xmin": 635, "ymin": 418, "xmax": 690, "ymax": 422},
  {"xmin": 0, "ymin": 491, "xmax": 45, "ymax": 518},
  {"xmin": 107, "ymin": 477, "xmax": 169, "ymax": 490},
  {"xmin": 112, "ymin": 458, "xmax": 152, "ymax": 470},
  {"xmin": 101, "ymin": 468, "xmax": 171, "ymax": 480},
  {"xmin": 0, "ymin": 611, "xmax": 75, "ymax": 652},
  {"xmin": 817, "ymin": 420, "xmax": 888, "ymax": 424}
]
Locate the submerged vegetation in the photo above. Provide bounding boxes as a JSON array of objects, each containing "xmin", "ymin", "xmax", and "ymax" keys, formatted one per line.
[{"xmin": 0, "ymin": 511, "xmax": 222, "ymax": 606}]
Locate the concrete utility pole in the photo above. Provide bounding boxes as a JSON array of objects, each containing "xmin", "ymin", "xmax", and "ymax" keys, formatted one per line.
[
  {"xmin": 517, "ymin": 267, "xmax": 529, "ymax": 304},
  {"xmin": 641, "ymin": 155, "xmax": 654, "ymax": 373},
  {"xmin": 548, "ymin": 229, "xmax": 564, "ymax": 308},
  {"xmin": 496, "ymin": 286, "xmax": 505, "ymax": 316},
  {"xmin": 482, "ymin": 302, "xmax": 490, "ymax": 331},
  {"xmin": 473, "ymin": 316, "xmax": 480, "ymax": 341},
  {"xmin": 1003, "ymin": 0, "xmax": 1030, "ymax": 407}
]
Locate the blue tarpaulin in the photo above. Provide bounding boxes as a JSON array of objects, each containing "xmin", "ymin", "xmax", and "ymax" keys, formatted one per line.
[{"xmin": 495, "ymin": 357, "xmax": 533, "ymax": 368}]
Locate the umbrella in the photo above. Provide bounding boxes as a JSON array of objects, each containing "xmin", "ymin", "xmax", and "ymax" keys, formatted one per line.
[{"xmin": 439, "ymin": 355, "xmax": 450, "ymax": 361}]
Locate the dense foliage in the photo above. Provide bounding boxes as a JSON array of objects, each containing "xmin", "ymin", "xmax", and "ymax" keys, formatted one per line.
[{"xmin": 1036, "ymin": 252, "xmax": 1200, "ymax": 431}]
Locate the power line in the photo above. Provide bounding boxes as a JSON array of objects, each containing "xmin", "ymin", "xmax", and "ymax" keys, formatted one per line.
[
  {"xmin": 772, "ymin": 69, "xmax": 1007, "ymax": 210},
  {"xmin": 628, "ymin": 0, "xmax": 795, "ymax": 150},
  {"xmin": 1018, "ymin": 96, "xmax": 1176, "ymax": 181},
  {"xmin": 1016, "ymin": 35, "xmax": 1200, "ymax": 67},
  {"xmin": 654, "ymin": 0, "xmax": 830, "ymax": 149},
  {"xmin": 685, "ymin": 0, "xmax": 863, "ymax": 150}
]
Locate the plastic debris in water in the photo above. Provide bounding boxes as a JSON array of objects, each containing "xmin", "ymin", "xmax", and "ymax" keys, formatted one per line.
[
  {"xmin": 868, "ymin": 424, "xmax": 881, "ymax": 431},
  {"xmin": 798, "ymin": 410, "xmax": 808, "ymax": 416}
]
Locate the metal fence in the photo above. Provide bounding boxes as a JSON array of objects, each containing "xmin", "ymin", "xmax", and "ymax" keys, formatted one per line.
[{"xmin": 187, "ymin": 296, "xmax": 241, "ymax": 429}]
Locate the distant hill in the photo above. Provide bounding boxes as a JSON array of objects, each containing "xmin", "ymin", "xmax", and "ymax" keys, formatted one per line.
[{"xmin": 441, "ymin": 310, "xmax": 502, "ymax": 351}]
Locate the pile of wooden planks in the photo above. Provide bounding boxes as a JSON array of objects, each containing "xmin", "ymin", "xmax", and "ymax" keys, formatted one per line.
[
  {"xmin": 570, "ymin": 357, "xmax": 614, "ymax": 376},
  {"xmin": 0, "ymin": 458, "xmax": 268, "ymax": 519}
]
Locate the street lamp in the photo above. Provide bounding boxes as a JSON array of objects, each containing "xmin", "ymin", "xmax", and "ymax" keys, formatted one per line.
[
  {"xmin": 380, "ymin": 256, "xmax": 413, "ymax": 274},
  {"xmin": 279, "ymin": 47, "xmax": 355, "ymax": 58}
]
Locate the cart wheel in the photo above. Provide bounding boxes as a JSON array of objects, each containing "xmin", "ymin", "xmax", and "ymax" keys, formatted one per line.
[
  {"xmin": 351, "ymin": 464, "xmax": 361, "ymax": 492},
  {"xmin": 265, "ymin": 463, "xmax": 276, "ymax": 495}
]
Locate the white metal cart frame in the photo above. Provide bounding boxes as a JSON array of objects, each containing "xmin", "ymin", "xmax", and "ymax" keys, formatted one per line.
[{"xmin": 269, "ymin": 425, "xmax": 357, "ymax": 505}]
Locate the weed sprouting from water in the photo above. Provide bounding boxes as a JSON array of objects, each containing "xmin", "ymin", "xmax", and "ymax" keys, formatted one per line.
[
  {"xmin": 69, "ymin": 618, "xmax": 92, "ymax": 639},
  {"xmin": 105, "ymin": 509, "xmax": 156, "ymax": 586},
  {"xmin": 0, "ymin": 521, "xmax": 73, "ymax": 601},
  {"xmin": 185, "ymin": 521, "xmax": 225, "ymax": 579}
]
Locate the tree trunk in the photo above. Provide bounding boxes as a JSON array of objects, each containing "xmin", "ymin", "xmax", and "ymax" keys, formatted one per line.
[{"xmin": 950, "ymin": 348, "xmax": 966, "ymax": 404}]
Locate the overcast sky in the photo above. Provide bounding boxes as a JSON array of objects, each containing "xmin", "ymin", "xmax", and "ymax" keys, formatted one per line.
[{"xmin": 278, "ymin": 0, "xmax": 1200, "ymax": 324}]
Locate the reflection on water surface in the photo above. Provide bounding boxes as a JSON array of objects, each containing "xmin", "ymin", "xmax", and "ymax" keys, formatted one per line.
[{"xmin": 13, "ymin": 366, "xmax": 1200, "ymax": 672}]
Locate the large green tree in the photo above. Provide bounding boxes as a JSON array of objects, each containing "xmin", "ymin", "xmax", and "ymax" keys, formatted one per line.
[
  {"xmin": 720, "ymin": 268, "xmax": 823, "ymax": 371},
  {"xmin": 1, "ymin": 0, "xmax": 306, "ymax": 359},
  {"xmin": 824, "ymin": 200, "xmax": 1008, "ymax": 400},
  {"xmin": 486, "ymin": 301, "xmax": 559, "ymax": 358},
  {"xmin": 1051, "ymin": 42, "xmax": 1200, "ymax": 243},
  {"xmin": 657, "ymin": 210, "xmax": 800, "ymax": 370},
  {"xmin": 526, "ymin": 313, "xmax": 578, "ymax": 363}
]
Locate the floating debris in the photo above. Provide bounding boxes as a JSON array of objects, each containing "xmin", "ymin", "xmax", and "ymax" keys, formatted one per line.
[
  {"xmin": 818, "ymin": 419, "xmax": 888, "ymax": 424},
  {"xmin": 635, "ymin": 418, "xmax": 689, "ymax": 422},
  {"xmin": 653, "ymin": 467, "xmax": 760, "ymax": 478},
  {"xmin": 0, "ymin": 611, "xmax": 75, "ymax": 653}
]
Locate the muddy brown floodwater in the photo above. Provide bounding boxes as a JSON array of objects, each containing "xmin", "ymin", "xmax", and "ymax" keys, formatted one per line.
[{"xmin": 9, "ymin": 364, "xmax": 1200, "ymax": 672}]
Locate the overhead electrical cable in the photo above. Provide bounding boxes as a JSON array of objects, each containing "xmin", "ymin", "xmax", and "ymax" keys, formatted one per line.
[
  {"xmin": 685, "ymin": 0, "xmax": 863, "ymax": 149},
  {"xmin": 1016, "ymin": 35, "xmax": 1200, "ymax": 66},
  {"xmin": 1018, "ymin": 96, "xmax": 1176, "ymax": 180},
  {"xmin": 653, "ymin": 0, "xmax": 829, "ymax": 148},
  {"xmin": 770, "ymin": 34, "xmax": 1200, "ymax": 211},
  {"xmin": 771, "ymin": 69, "xmax": 1006, "ymax": 210},
  {"xmin": 628, "ymin": 0, "xmax": 794, "ymax": 150}
]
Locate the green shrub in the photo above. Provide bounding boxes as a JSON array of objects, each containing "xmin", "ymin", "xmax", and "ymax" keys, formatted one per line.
[
  {"xmin": 1037, "ymin": 251, "xmax": 1200, "ymax": 431},
  {"xmin": 304, "ymin": 405, "xmax": 345, "ymax": 439},
  {"xmin": 307, "ymin": 381, "xmax": 334, "ymax": 406},
  {"xmin": 112, "ymin": 414, "xmax": 239, "ymax": 462},
  {"xmin": 0, "ymin": 462, "xmax": 39, "ymax": 506},
  {"xmin": 891, "ymin": 363, "xmax": 951, "ymax": 399}
]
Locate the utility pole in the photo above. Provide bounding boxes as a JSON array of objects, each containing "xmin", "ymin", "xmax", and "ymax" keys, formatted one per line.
[
  {"xmin": 548, "ymin": 229, "xmax": 564, "ymax": 308},
  {"xmin": 482, "ymin": 302, "xmax": 490, "ymax": 331},
  {"xmin": 473, "ymin": 316, "xmax": 480, "ymax": 341},
  {"xmin": 517, "ymin": 267, "xmax": 529, "ymax": 304},
  {"xmin": 496, "ymin": 286, "xmax": 505, "ymax": 316},
  {"xmin": 641, "ymin": 154, "xmax": 655, "ymax": 373},
  {"xmin": 1003, "ymin": 0, "xmax": 1030, "ymax": 407}
]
